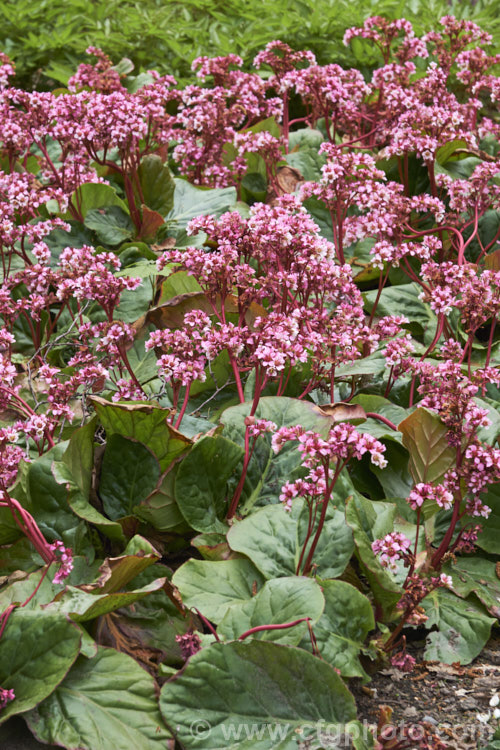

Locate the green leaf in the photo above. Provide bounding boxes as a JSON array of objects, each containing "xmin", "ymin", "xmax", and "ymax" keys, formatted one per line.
[
  {"xmin": 0, "ymin": 611, "xmax": 81, "ymax": 724},
  {"xmin": 398, "ymin": 407, "xmax": 456, "ymax": 488},
  {"xmin": 288, "ymin": 128, "xmax": 324, "ymax": 151},
  {"xmin": 90, "ymin": 396, "xmax": 191, "ymax": 472},
  {"xmin": 165, "ymin": 178, "xmax": 236, "ymax": 230},
  {"xmin": 172, "ymin": 558, "xmax": 265, "ymax": 623},
  {"xmin": 474, "ymin": 396, "xmax": 500, "ymax": 445},
  {"xmin": 113, "ymin": 276, "xmax": 153, "ymax": 324},
  {"xmin": 240, "ymin": 172, "xmax": 267, "ymax": 203},
  {"xmin": 135, "ymin": 467, "xmax": 188, "ymax": 531},
  {"xmin": 69, "ymin": 182, "xmax": 128, "ymax": 220},
  {"xmin": 285, "ymin": 148, "xmax": 325, "ymax": 181},
  {"xmin": 84, "ymin": 206, "xmax": 134, "ymax": 245},
  {"xmin": 106, "ymin": 569, "xmax": 194, "ymax": 667},
  {"xmin": 246, "ymin": 116, "xmax": 282, "ymax": 138},
  {"xmin": 345, "ymin": 496, "xmax": 402, "ymax": 619},
  {"xmin": 335, "ymin": 350, "xmax": 387, "ymax": 378},
  {"xmin": 25, "ymin": 647, "xmax": 171, "ymax": 749},
  {"xmin": 435, "ymin": 139, "xmax": 469, "ymax": 165},
  {"xmin": 52, "ymin": 421, "xmax": 125, "ymax": 543},
  {"xmin": 137, "ymin": 154, "xmax": 175, "ymax": 215},
  {"xmin": 99, "ymin": 435, "xmax": 161, "ymax": 520},
  {"xmin": 435, "ymin": 156, "xmax": 482, "ymax": 180},
  {"xmin": 300, "ymin": 579, "xmax": 375, "ymax": 679},
  {"xmin": 351, "ymin": 394, "xmax": 408, "ymax": 443},
  {"xmin": 160, "ymin": 641, "xmax": 357, "ymax": 750},
  {"xmin": 22, "ymin": 444, "xmax": 90, "ymax": 555},
  {"xmin": 476, "ymin": 482, "xmax": 500, "ymax": 554},
  {"xmin": 296, "ymin": 495, "xmax": 356, "ymax": 578},
  {"xmin": 444, "ymin": 556, "xmax": 500, "ymax": 619},
  {"xmin": 227, "ymin": 498, "xmax": 354, "ymax": 580},
  {"xmin": 303, "ymin": 196, "xmax": 334, "ymax": 243},
  {"xmin": 46, "ymin": 577, "xmax": 167, "ymax": 622},
  {"xmin": 54, "ymin": 463, "xmax": 126, "ymax": 544},
  {"xmin": 363, "ymin": 283, "xmax": 437, "ymax": 342},
  {"xmin": 221, "ymin": 397, "xmax": 337, "ymax": 512},
  {"xmin": 175, "ymin": 434, "xmax": 244, "ymax": 532},
  {"xmin": 82, "ymin": 536, "xmax": 161, "ymax": 594},
  {"xmin": 370, "ymin": 441, "xmax": 413, "ymax": 499},
  {"xmin": 0, "ymin": 568, "xmax": 65, "ymax": 610},
  {"xmin": 217, "ymin": 576, "xmax": 324, "ymax": 645},
  {"xmin": 158, "ymin": 270, "xmax": 203, "ymax": 303},
  {"xmin": 423, "ymin": 588, "xmax": 495, "ymax": 665}
]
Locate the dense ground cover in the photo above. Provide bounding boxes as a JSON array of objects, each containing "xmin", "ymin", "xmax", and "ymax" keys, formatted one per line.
[
  {"xmin": 1, "ymin": 0, "xmax": 500, "ymax": 90},
  {"xmin": 0, "ymin": 13, "xmax": 499, "ymax": 750}
]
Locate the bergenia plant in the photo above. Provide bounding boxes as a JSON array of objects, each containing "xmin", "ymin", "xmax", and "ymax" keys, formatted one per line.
[{"xmin": 0, "ymin": 15, "xmax": 498, "ymax": 750}]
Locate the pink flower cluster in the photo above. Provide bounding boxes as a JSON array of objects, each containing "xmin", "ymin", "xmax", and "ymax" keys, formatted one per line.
[
  {"xmin": 372, "ymin": 531, "xmax": 412, "ymax": 573},
  {"xmin": 49, "ymin": 540, "xmax": 74, "ymax": 585},
  {"xmin": 0, "ymin": 686, "xmax": 14, "ymax": 710},
  {"xmin": 272, "ymin": 423, "xmax": 387, "ymax": 510}
]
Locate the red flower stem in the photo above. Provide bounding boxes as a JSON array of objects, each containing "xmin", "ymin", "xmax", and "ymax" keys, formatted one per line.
[
  {"xmin": 227, "ymin": 425, "xmax": 253, "ymax": 520},
  {"xmin": 365, "ymin": 413, "xmax": 398, "ymax": 431},
  {"xmin": 301, "ymin": 462, "xmax": 344, "ymax": 575},
  {"xmin": 238, "ymin": 617, "xmax": 311, "ymax": 640},
  {"xmin": 174, "ymin": 385, "xmax": 192, "ymax": 430},
  {"xmin": 194, "ymin": 609, "xmax": 220, "ymax": 642},
  {"xmin": 0, "ymin": 604, "xmax": 17, "ymax": 640},
  {"xmin": 117, "ymin": 345, "xmax": 145, "ymax": 395}
]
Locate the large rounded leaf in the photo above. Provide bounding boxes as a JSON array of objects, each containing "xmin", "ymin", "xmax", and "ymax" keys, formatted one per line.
[
  {"xmin": 172, "ymin": 558, "xmax": 265, "ymax": 623},
  {"xmin": 217, "ymin": 577, "xmax": 324, "ymax": 645},
  {"xmin": 227, "ymin": 499, "xmax": 354, "ymax": 580},
  {"xmin": 221, "ymin": 397, "xmax": 338, "ymax": 512},
  {"xmin": 90, "ymin": 396, "xmax": 191, "ymax": 472},
  {"xmin": 345, "ymin": 497, "xmax": 401, "ymax": 619},
  {"xmin": 0, "ymin": 611, "xmax": 81, "ymax": 724},
  {"xmin": 25, "ymin": 647, "xmax": 171, "ymax": 749},
  {"xmin": 300, "ymin": 580, "xmax": 375, "ymax": 679},
  {"xmin": 423, "ymin": 588, "xmax": 495, "ymax": 665},
  {"xmin": 444, "ymin": 556, "xmax": 500, "ymax": 619},
  {"xmin": 160, "ymin": 641, "xmax": 358, "ymax": 750},
  {"xmin": 99, "ymin": 435, "xmax": 160, "ymax": 520},
  {"xmin": 165, "ymin": 179, "xmax": 236, "ymax": 229},
  {"xmin": 398, "ymin": 408, "xmax": 455, "ymax": 489},
  {"xmin": 175, "ymin": 435, "xmax": 244, "ymax": 532},
  {"xmin": 475, "ymin": 482, "xmax": 500, "ymax": 554}
]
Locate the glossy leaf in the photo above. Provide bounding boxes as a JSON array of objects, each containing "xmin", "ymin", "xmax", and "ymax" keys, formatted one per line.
[
  {"xmin": 137, "ymin": 154, "xmax": 175, "ymax": 215},
  {"xmin": 90, "ymin": 396, "xmax": 191, "ymax": 471},
  {"xmin": 0, "ymin": 611, "xmax": 81, "ymax": 724},
  {"xmin": 99, "ymin": 435, "xmax": 161, "ymax": 520},
  {"xmin": 345, "ymin": 496, "xmax": 402, "ymax": 619},
  {"xmin": 300, "ymin": 579, "xmax": 375, "ymax": 679},
  {"xmin": 25, "ymin": 647, "xmax": 172, "ymax": 749},
  {"xmin": 84, "ymin": 206, "xmax": 134, "ymax": 245},
  {"xmin": 228, "ymin": 498, "xmax": 354, "ymax": 580},
  {"xmin": 172, "ymin": 558, "xmax": 265, "ymax": 623},
  {"xmin": 217, "ymin": 576, "xmax": 325, "ymax": 645},
  {"xmin": 398, "ymin": 407, "xmax": 456, "ymax": 487},
  {"xmin": 423, "ymin": 588, "xmax": 495, "ymax": 664},
  {"xmin": 175, "ymin": 434, "xmax": 244, "ymax": 532},
  {"xmin": 165, "ymin": 178, "xmax": 236, "ymax": 229},
  {"xmin": 444, "ymin": 556, "xmax": 500, "ymax": 619},
  {"xmin": 160, "ymin": 641, "xmax": 358, "ymax": 750}
]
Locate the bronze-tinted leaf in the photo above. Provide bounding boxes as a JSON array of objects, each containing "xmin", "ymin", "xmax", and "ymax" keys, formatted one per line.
[
  {"xmin": 398, "ymin": 407, "xmax": 455, "ymax": 485},
  {"xmin": 317, "ymin": 402, "xmax": 367, "ymax": 424}
]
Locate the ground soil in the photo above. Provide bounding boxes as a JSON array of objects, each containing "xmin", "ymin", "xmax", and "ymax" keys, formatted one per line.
[{"xmin": 351, "ymin": 632, "xmax": 500, "ymax": 749}]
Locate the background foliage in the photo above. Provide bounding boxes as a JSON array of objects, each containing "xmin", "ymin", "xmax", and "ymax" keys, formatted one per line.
[{"xmin": 1, "ymin": 0, "xmax": 500, "ymax": 89}]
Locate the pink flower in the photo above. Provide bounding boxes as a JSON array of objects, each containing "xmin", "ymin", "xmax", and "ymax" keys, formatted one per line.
[
  {"xmin": 0, "ymin": 687, "xmax": 15, "ymax": 710},
  {"xmin": 49, "ymin": 540, "xmax": 74, "ymax": 585}
]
